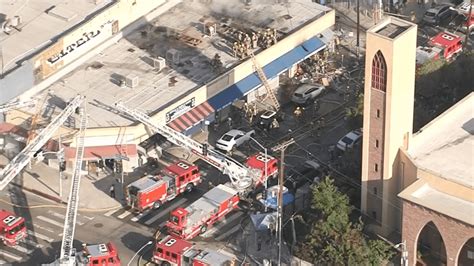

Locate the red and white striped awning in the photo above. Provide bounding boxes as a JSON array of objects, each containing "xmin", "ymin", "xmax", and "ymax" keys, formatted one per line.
[{"xmin": 167, "ymin": 102, "xmax": 214, "ymax": 132}]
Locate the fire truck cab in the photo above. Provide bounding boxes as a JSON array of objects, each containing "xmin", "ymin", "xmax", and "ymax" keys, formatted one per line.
[
  {"xmin": 126, "ymin": 161, "xmax": 201, "ymax": 212},
  {"xmin": 0, "ymin": 210, "xmax": 26, "ymax": 246},
  {"xmin": 153, "ymin": 235, "xmax": 235, "ymax": 266},
  {"xmin": 76, "ymin": 242, "xmax": 121, "ymax": 266},
  {"xmin": 245, "ymin": 152, "xmax": 278, "ymax": 187},
  {"xmin": 166, "ymin": 184, "xmax": 240, "ymax": 240},
  {"xmin": 416, "ymin": 31, "xmax": 463, "ymax": 67}
]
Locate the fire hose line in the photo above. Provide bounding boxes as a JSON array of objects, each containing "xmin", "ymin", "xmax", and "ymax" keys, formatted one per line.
[{"xmin": 0, "ymin": 198, "xmax": 122, "ymax": 212}]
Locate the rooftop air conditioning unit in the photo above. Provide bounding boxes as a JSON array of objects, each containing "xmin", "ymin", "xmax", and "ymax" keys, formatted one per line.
[
  {"xmin": 166, "ymin": 49, "xmax": 181, "ymax": 64},
  {"xmin": 152, "ymin": 57, "xmax": 166, "ymax": 71},
  {"xmin": 125, "ymin": 74, "xmax": 139, "ymax": 88}
]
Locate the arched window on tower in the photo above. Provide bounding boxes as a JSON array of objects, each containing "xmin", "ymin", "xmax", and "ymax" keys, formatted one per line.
[{"xmin": 371, "ymin": 51, "xmax": 387, "ymax": 92}]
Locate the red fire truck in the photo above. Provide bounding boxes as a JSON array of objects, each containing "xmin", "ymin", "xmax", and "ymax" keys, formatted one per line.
[
  {"xmin": 0, "ymin": 209, "xmax": 26, "ymax": 246},
  {"xmin": 166, "ymin": 184, "xmax": 240, "ymax": 240},
  {"xmin": 126, "ymin": 161, "xmax": 201, "ymax": 212},
  {"xmin": 152, "ymin": 235, "xmax": 235, "ymax": 266},
  {"xmin": 245, "ymin": 152, "xmax": 279, "ymax": 187},
  {"xmin": 75, "ymin": 242, "xmax": 121, "ymax": 266},
  {"xmin": 416, "ymin": 31, "xmax": 463, "ymax": 68}
]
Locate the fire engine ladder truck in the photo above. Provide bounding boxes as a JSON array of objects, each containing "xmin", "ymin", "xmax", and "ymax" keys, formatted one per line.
[
  {"xmin": 0, "ymin": 99, "xmax": 36, "ymax": 113},
  {"xmin": 0, "ymin": 95, "xmax": 85, "ymax": 190},
  {"xmin": 249, "ymin": 50, "xmax": 280, "ymax": 112},
  {"xmin": 59, "ymin": 104, "xmax": 87, "ymax": 266},
  {"xmin": 114, "ymin": 102, "xmax": 260, "ymax": 191}
]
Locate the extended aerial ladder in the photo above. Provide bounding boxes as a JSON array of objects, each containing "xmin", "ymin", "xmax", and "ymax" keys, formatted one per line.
[
  {"xmin": 0, "ymin": 99, "xmax": 36, "ymax": 113},
  {"xmin": 0, "ymin": 95, "xmax": 85, "ymax": 190},
  {"xmin": 249, "ymin": 50, "xmax": 280, "ymax": 112},
  {"xmin": 114, "ymin": 102, "xmax": 260, "ymax": 191},
  {"xmin": 59, "ymin": 104, "xmax": 87, "ymax": 266}
]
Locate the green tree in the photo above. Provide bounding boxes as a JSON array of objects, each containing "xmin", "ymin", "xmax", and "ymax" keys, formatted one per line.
[{"xmin": 296, "ymin": 177, "xmax": 394, "ymax": 265}]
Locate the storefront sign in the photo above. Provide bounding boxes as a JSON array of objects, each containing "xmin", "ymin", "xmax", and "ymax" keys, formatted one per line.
[{"xmin": 166, "ymin": 98, "xmax": 195, "ymax": 122}]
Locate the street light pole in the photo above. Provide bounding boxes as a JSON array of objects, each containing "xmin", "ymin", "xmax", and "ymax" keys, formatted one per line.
[
  {"xmin": 127, "ymin": 240, "xmax": 152, "ymax": 266},
  {"xmin": 395, "ymin": 240, "xmax": 408, "ymax": 266}
]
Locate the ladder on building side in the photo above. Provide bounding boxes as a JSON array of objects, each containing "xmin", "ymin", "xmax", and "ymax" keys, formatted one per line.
[
  {"xmin": 59, "ymin": 104, "xmax": 87, "ymax": 265},
  {"xmin": 249, "ymin": 51, "xmax": 280, "ymax": 111}
]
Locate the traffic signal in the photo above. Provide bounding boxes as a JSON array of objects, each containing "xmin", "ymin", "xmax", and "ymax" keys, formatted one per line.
[{"xmin": 202, "ymin": 144, "xmax": 208, "ymax": 156}]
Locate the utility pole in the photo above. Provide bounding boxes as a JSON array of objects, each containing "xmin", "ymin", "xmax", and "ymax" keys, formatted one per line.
[{"xmin": 272, "ymin": 138, "xmax": 295, "ymax": 266}]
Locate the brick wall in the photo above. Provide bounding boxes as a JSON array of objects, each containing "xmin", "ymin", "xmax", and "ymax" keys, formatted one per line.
[{"xmin": 402, "ymin": 200, "xmax": 474, "ymax": 265}]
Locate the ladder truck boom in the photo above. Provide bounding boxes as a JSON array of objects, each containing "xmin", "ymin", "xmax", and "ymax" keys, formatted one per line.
[
  {"xmin": 0, "ymin": 100, "xmax": 36, "ymax": 113},
  {"xmin": 0, "ymin": 95, "xmax": 85, "ymax": 191},
  {"xmin": 114, "ymin": 102, "xmax": 260, "ymax": 191},
  {"xmin": 59, "ymin": 106, "xmax": 87, "ymax": 265}
]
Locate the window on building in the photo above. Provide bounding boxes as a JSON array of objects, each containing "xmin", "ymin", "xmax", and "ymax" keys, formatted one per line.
[
  {"xmin": 375, "ymin": 163, "xmax": 378, "ymax": 172},
  {"xmin": 371, "ymin": 51, "xmax": 387, "ymax": 92},
  {"xmin": 373, "ymin": 187, "xmax": 377, "ymax": 195},
  {"xmin": 372, "ymin": 211, "xmax": 377, "ymax": 220},
  {"xmin": 375, "ymin": 139, "xmax": 379, "ymax": 148},
  {"xmin": 376, "ymin": 109, "xmax": 381, "ymax": 118}
]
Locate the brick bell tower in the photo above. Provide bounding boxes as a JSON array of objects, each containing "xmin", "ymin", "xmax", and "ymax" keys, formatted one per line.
[{"xmin": 360, "ymin": 17, "xmax": 417, "ymax": 236}]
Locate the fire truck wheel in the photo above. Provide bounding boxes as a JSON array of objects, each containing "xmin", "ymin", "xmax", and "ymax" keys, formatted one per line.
[
  {"xmin": 161, "ymin": 262, "xmax": 171, "ymax": 266},
  {"xmin": 153, "ymin": 200, "xmax": 162, "ymax": 209},
  {"xmin": 200, "ymin": 225, "xmax": 208, "ymax": 234},
  {"xmin": 185, "ymin": 183, "xmax": 194, "ymax": 193}
]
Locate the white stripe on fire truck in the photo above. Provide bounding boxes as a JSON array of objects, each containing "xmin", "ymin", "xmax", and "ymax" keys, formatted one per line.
[
  {"xmin": 144, "ymin": 198, "xmax": 188, "ymax": 225},
  {"xmin": 37, "ymin": 216, "xmax": 63, "ymax": 228},
  {"xmin": 117, "ymin": 211, "xmax": 132, "ymax": 219},
  {"xmin": 0, "ymin": 250, "xmax": 22, "ymax": 261},
  {"xmin": 27, "ymin": 230, "xmax": 54, "ymax": 242},
  {"xmin": 201, "ymin": 212, "xmax": 243, "ymax": 237}
]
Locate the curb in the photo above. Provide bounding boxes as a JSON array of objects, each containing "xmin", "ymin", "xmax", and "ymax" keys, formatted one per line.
[{"xmin": 10, "ymin": 182, "xmax": 66, "ymax": 204}]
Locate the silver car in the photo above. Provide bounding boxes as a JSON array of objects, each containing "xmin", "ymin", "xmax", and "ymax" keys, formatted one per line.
[
  {"xmin": 423, "ymin": 5, "xmax": 454, "ymax": 24},
  {"xmin": 291, "ymin": 84, "xmax": 325, "ymax": 105},
  {"xmin": 216, "ymin": 129, "xmax": 255, "ymax": 152}
]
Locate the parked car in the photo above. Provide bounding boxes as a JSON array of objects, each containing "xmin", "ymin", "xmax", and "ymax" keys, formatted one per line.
[
  {"xmin": 422, "ymin": 5, "xmax": 455, "ymax": 25},
  {"xmin": 285, "ymin": 160, "xmax": 322, "ymax": 191},
  {"xmin": 216, "ymin": 129, "xmax": 255, "ymax": 152},
  {"xmin": 336, "ymin": 129, "xmax": 362, "ymax": 152},
  {"xmin": 291, "ymin": 84, "xmax": 325, "ymax": 105},
  {"xmin": 256, "ymin": 110, "xmax": 283, "ymax": 131}
]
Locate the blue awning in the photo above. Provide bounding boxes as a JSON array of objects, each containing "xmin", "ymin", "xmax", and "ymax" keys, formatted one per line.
[{"xmin": 208, "ymin": 37, "xmax": 326, "ymax": 110}]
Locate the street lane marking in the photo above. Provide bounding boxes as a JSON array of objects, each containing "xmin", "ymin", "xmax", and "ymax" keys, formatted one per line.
[
  {"xmin": 11, "ymin": 244, "xmax": 33, "ymax": 254},
  {"xmin": 23, "ymin": 238, "xmax": 43, "ymax": 248},
  {"xmin": 104, "ymin": 208, "xmax": 121, "ymax": 217},
  {"xmin": 131, "ymin": 210, "xmax": 151, "ymax": 222},
  {"xmin": 27, "ymin": 230, "xmax": 55, "ymax": 242},
  {"xmin": 117, "ymin": 211, "xmax": 132, "ymax": 219},
  {"xmin": 144, "ymin": 198, "xmax": 188, "ymax": 225},
  {"xmin": 216, "ymin": 225, "xmax": 240, "ymax": 241},
  {"xmin": 48, "ymin": 211, "xmax": 84, "ymax": 225},
  {"xmin": 37, "ymin": 216, "xmax": 64, "ymax": 228},
  {"xmin": 0, "ymin": 251, "xmax": 22, "ymax": 261},
  {"xmin": 30, "ymin": 224, "xmax": 55, "ymax": 234},
  {"xmin": 201, "ymin": 212, "xmax": 243, "ymax": 237}
]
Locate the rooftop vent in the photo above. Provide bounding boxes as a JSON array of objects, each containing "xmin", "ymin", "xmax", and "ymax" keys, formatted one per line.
[
  {"xmin": 152, "ymin": 57, "xmax": 166, "ymax": 71},
  {"xmin": 166, "ymin": 49, "xmax": 181, "ymax": 64},
  {"xmin": 46, "ymin": 5, "xmax": 77, "ymax": 22},
  {"xmin": 125, "ymin": 74, "xmax": 139, "ymax": 88}
]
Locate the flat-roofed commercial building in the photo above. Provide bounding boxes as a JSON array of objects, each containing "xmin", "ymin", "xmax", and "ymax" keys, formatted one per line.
[{"xmin": 3, "ymin": 0, "xmax": 335, "ymax": 173}]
